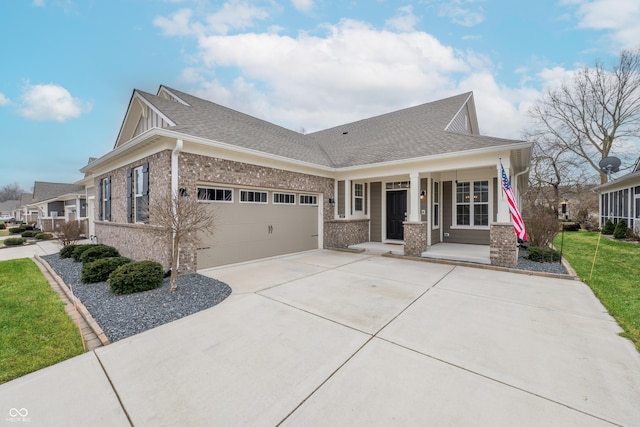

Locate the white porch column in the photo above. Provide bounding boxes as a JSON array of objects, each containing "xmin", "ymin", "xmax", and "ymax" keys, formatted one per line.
[
  {"xmin": 496, "ymin": 163, "xmax": 511, "ymax": 223},
  {"xmin": 344, "ymin": 179, "xmax": 351, "ymax": 219},
  {"xmin": 409, "ymin": 172, "xmax": 420, "ymax": 222}
]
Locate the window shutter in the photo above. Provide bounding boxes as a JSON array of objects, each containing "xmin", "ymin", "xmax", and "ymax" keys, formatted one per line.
[
  {"xmin": 142, "ymin": 162, "xmax": 149, "ymax": 223},
  {"xmin": 105, "ymin": 176, "xmax": 111, "ymax": 221},
  {"xmin": 364, "ymin": 183, "xmax": 368, "ymax": 215},
  {"xmin": 98, "ymin": 179, "xmax": 103, "ymax": 221},
  {"xmin": 126, "ymin": 168, "xmax": 132, "ymax": 223}
]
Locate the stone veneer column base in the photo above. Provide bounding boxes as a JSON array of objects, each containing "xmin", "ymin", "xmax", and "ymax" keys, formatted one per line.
[
  {"xmin": 403, "ymin": 221, "xmax": 427, "ymax": 257},
  {"xmin": 490, "ymin": 222, "xmax": 518, "ymax": 266},
  {"xmin": 324, "ymin": 219, "xmax": 370, "ymax": 249}
]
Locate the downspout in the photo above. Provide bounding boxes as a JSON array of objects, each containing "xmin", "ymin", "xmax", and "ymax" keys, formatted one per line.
[
  {"xmin": 171, "ymin": 139, "xmax": 183, "ymax": 272},
  {"xmin": 513, "ymin": 166, "xmax": 530, "ymax": 208}
]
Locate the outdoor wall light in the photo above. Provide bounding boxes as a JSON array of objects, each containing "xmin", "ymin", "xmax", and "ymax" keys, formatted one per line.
[
  {"xmin": 420, "ymin": 191, "xmax": 426, "ymax": 200},
  {"xmin": 329, "ymin": 198, "xmax": 335, "ymax": 206},
  {"xmin": 179, "ymin": 188, "xmax": 189, "ymax": 197}
]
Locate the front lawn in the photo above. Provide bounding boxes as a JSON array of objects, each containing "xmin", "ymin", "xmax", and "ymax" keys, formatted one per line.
[
  {"xmin": 0, "ymin": 258, "xmax": 84, "ymax": 384},
  {"xmin": 555, "ymin": 231, "xmax": 640, "ymax": 351}
]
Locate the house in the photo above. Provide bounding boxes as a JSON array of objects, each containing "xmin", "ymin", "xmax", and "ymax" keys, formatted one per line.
[
  {"xmin": 0, "ymin": 199, "xmax": 20, "ymax": 221},
  {"xmin": 79, "ymin": 86, "xmax": 531, "ymax": 272},
  {"xmin": 594, "ymin": 156, "xmax": 640, "ymax": 234},
  {"xmin": 28, "ymin": 181, "xmax": 88, "ymax": 233},
  {"xmin": 17, "ymin": 193, "xmax": 38, "ymax": 223}
]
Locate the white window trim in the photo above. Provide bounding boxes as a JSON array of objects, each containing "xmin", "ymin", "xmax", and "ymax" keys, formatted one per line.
[
  {"xmin": 197, "ymin": 186, "xmax": 234, "ymax": 203},
  {"xmin": 299, "ymin": 194, "xmax": 318, "ymax": 206},
  {"xmin": 452, "ymin": 179, "xmax": 491, "ymax": 229},
  {"xmin": 273, "ymin": 192, "xmax": 296, "ymax": 205},
  {"xmin": 102, "ymin": 178, "xmax": 109, "ymax": 222},
  {"xmin": 133, "ymin": 166, "xmax": 144, "ymax": 223},
  {"xmin": 240, "ymin": 189, "xmax": 268, "ymax": 204}
]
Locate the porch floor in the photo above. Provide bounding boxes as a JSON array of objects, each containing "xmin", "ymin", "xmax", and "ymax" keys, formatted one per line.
[{"xmin": 349, "ymin": 242, "xmax": 491, "ymax": 265}]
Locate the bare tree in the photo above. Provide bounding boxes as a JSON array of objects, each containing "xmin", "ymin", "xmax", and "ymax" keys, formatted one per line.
[
  {"xmin": 55, "ymin": 220, "xmax": 83, "ymax": 246},
  {"xmin": 529, "ymin": 48, "xmax": 640, "ymax": 184},
  {"xmin": 147, "ymin": 191, "xmax": 217, "ymax": 292},
  {"xmin": 0, "ymin": 182, "xmax": 25, "ymax": 202}
]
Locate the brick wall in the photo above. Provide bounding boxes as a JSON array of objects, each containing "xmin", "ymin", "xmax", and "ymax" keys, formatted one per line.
[
  {"xmin": 490, "ymin": 222, "xmax": 518, "ymax": 266},
  {"xmin": 325, "ymin": 219, "xmax": 369, "ymax": 248},
  {"xmin": 403, "ymin": 221, "xmax": 427, "ymax": 257}
]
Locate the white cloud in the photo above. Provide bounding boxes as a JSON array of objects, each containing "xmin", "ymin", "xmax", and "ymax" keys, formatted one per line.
[
  {"xmin": 385, "ymin": 5, "xmax": 419, "ymax": 32},
  {"xmin": 439, "ymin": 0, "xmax": 485, "ymax": 27},
  {"xmin": 154, "ymin": 8, "xmax": 197, "ymax": 36},
  {"xmin": 0, "ymin": 93, "xmax": 10, "ymax": 106},
  {"xmin": 33, "ymin": 0, "xmax": 44, "ymax": 6},
  {"xmin": 571, "ymin": 0, "xmax": 640, "ymax": 49},
  {"xmin": 291, "ymin": 0, "xmax": 313, "ymax": 14},
  {"xmin": 17, "ymin": 83, "xmax": 92, "ymax": 122}
]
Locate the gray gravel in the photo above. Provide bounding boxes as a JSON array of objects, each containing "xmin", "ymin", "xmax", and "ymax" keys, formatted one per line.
[
  {"xmin": 510, "ymin": 248, "xmax": 568, "ymax": 275},
  {"xmin": 42, "ymin": 254, "xmax": 231, "ymax": 342}
]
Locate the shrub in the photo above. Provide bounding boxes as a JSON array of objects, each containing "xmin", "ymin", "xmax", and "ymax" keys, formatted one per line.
[
  {"xmin": 613, "ymin": 219, "xmax": 628, "ymax": 239},
  {"xmin": 71, "ymin": 244, "xmax": 95, "ymax": 262},
  {"xmin": 80, "ymin": 245, "xmax": 120, "ymax": 264},
  {"xmin": 55, "ymin": 220, "xmax": 83, "ymax": 246},
  {"xmin": 0, "ymin": 221, "xmax": 5, "ymax": 230},
  {"xmin": 525, "ymin": 246, "xmax": 561, "ymax": 263},
  {"xmin": 4, "ymin": 237, "xmax": 27, "ymax": 246},
  {"xmin": 602, "ymin": 219, "xmax": 615, "ymax": 235},
  {"xmin": 8, "ymin": 227, "xmax": 23, "ymax": 234},
  {"xmin": 60, "ymin": 244, "xmax": 80, "ymax": 259},
  {"xmin": 35, "ymin": 232, "xmax": 53, "ymax": 240},
  {"xmin": 81, "ymin": 256, "xmax": 132, "ymax": 283},
  {"xmin": 108, "ymin": 261, "xmax": 164, "ymax": 295},
  {"xmin": 22, "ymin": 225, "xmax": 34, "ymax": 231},
  {"xmin": 21, "ymin": 230, "xmax": 38, "ymax": 238},
  {"xmin": 523, "ymin": 205, "xmax": 560, "ymax": 247}
]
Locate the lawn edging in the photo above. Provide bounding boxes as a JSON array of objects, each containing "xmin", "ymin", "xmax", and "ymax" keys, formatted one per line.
[{"xmin": 34, "ymin": 255, "xmax": 110, "ymax": 347}]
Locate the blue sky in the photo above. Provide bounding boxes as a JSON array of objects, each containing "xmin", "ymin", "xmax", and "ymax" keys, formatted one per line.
[{"xmin": 1, "ymin": 0, "xmax": 638, "ymax": 192}]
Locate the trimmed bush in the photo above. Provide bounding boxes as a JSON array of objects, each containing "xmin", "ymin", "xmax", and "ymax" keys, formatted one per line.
[
  {"xmin": 22, "ymin": 225, "xmax": 34, "ymax": 231},
  {"xmin": 21, "ymin": 230, "xmax": 38, "ymax": 238},
  {"xmin": 35, "ymin": 232, "xmax": 53, "ymax": 240},
  {"xmin": 525, "ymin": 246, "xmax": 561, "ymax": 263},
  {"xmin": 613, "ymin": 219, "xmax": 628, "ymax": 239},
  {"xmin": 60, "ymin": 244, "xmax": 80, "ymax": 259},
  {"xmin": 108, "ymin": 261, "xmax": 164, "ymax": 295},
  {"xmin": 8, "ymin": 227, "xmax": 23, "ymax": 234},
  {"xmin": 81, "ymin": 256, "xmax": 132, "ymax": 283},
  {"xmin": 80, "ymin": 245, "xmax": 120, "ymax": 264},
  {"xmin": 4, "ymin": 237, "xmax": 27, "ymax": 246},
  {"xmin": 602, "ymin": 219, "xmax": 615, "ymax": 235},
  {"xmin": 71, "ymin": 244, "xmax": 96, "ymax": 262},
  {"xmin": 0, "ymin": 221, "xmax": 5, "ymax": 230}
]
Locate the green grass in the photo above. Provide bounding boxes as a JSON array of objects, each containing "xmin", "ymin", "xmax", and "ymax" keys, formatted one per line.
[
  {"xmin": 0, "ymin": 258, "xmax": 84, "ymax": 384},
  {"xmin": 555, "ymin": 231, "xmax": 640, "ymax": 351},
  {"xmin": 0, "ymin": 229, "xmax": 9, "ymax": 237}
]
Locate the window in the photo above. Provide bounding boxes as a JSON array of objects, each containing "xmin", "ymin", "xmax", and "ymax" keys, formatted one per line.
[
  {"xmin": 354, "ymin": 183, "xmax": 363, "ymax": 212},
  {"xmin": 240, "ymin": 190, "xmax": 268, "ymax": 203},
  {"xmin": 133, "ymin": 166, "xmax": 145, "ymax": 222},
  {"xmin": 300, "ymin": 194, "xmax": 318, "ymax": 205},
  {"xmin": 273, "ymin": 192, "xmax": 296, "ymax": 204},
  {"xmin": 197, "ymin": 187, "xmax": 233, "ymax": 202},
  {"xmin": 433, "ymin": 181, "xmax": 440, "ymax": 228},
  {"xmin": 455, "ymin": 180, "xmax": 488, "ymax": 226}
]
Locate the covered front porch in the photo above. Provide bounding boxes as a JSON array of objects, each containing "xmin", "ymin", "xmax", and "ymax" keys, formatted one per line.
[{"xmin": 349, "ymin": 241, "xmax": 491, "ymax": 265}]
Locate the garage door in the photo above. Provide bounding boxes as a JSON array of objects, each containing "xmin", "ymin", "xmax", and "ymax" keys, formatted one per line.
[{"xmin": 196, "ymin": 188, "xmax": 319, "ymax": 269}]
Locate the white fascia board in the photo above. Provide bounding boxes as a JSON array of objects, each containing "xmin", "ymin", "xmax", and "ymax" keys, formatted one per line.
[
  {"xmin": 113, "ymin": 91, "xmax": 176, "ymax": 149},
  {"xmin": 157, "ymin": 86, "xmax": 190, "ymax": 106}
]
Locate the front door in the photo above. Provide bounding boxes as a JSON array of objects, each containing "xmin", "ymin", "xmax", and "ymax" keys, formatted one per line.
[{"xmin": 386, "ymin": 190, "xmax": 407, "ymax": 240}]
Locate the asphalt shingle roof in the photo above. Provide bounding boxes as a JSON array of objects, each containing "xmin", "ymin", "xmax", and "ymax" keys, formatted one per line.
[
  {"xmin": 137, "ymin": 86, "xmax": 524, "ymax": 169},
  {"xmin": 32, "ymin": 182, "xmax": 85, "ymax": 203}
]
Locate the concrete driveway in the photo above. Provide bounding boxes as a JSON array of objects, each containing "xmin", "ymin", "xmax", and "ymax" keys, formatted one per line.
[{"xmin": 1, "ymin": 250, "xmax": 639, "ymax": 426}]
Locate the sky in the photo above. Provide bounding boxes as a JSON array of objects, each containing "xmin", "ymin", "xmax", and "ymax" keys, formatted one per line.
[{"xmin": 1, "ymin": 0, "xmax": 639, "ymax": 192}]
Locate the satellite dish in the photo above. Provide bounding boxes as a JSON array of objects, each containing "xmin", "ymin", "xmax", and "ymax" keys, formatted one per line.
[{"xmin": 599, "ymin": 156, "xmax": 621, "ymax": 179}]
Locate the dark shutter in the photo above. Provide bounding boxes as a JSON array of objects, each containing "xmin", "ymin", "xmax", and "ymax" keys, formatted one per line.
[
  {"xmin": 105, "ymin": 177, "xmax": 111, "ymax": 221},
  {"xmin": 126, "ymin": 168, "xmax": 133, "ymax": 223},
  {"xmin": 364, "ymin": 183, "xmax": 368, "ymax": 215},
  {"xmin": 98, "ymin": 179, "xmax": 103, "ymax": 221},
  {"xmin": 142, "ymin": 162, "xmax": 149, "ymax": 223}
]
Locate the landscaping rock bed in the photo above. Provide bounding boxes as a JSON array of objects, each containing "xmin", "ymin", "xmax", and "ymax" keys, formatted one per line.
[
  {"xmin": 512, "ymin": 248, "xmax": 568, "ymax": 275},
  {"xmin": 41, "ymin": 254, "xmax": 232, "ymax": 342}
]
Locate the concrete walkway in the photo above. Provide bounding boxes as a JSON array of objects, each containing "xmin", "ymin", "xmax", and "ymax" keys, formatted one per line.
[{"xmin": 1, "ymin": 250, "xmax": 639, "ymax": 426}]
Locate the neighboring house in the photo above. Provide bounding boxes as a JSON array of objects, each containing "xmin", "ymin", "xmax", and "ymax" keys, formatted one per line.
[
  {"xmin": 594, "ymin": 156, "xmax": 640, "ymax": 233},
  {"xmin": 0, "ymin": 199, "xmax": 20, "ymax": 220},
  {"xmin": 18, "ymin": 193, "xmax": 38, "ymax": 223},
  {"xmin": 28, "ymin": 181, "xmax": 88, "ymax": 233},
  {"xmin": 80, "ymin": 85, "xmax": 531, "ymax": 271}
]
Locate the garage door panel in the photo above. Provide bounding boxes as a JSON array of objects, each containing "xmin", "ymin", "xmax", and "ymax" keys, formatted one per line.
[{"xmin": 197, "ymin": 198, "xmax": 319, "ymax": 269}]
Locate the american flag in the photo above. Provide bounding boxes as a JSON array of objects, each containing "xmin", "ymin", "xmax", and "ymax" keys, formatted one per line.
[{"xmin": 500, "ymin": 163, "xmax": 527, "ymax": 241}]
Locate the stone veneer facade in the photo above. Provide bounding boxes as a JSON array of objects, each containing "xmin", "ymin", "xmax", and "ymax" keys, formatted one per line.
[
  {"xmin": 324, "ymin": 219, "xmax": 370, "ymax": 249},
  {"xmin": 489, "ymin": 222, "xmax": 518, "ymax": 266},
  {"xmin": 403, "ymin": 221, "xmax": 427, "ymax": 257},
  {"xmin": 94, "ymin": 150, "xmax": 341, "ymax": 272}
]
